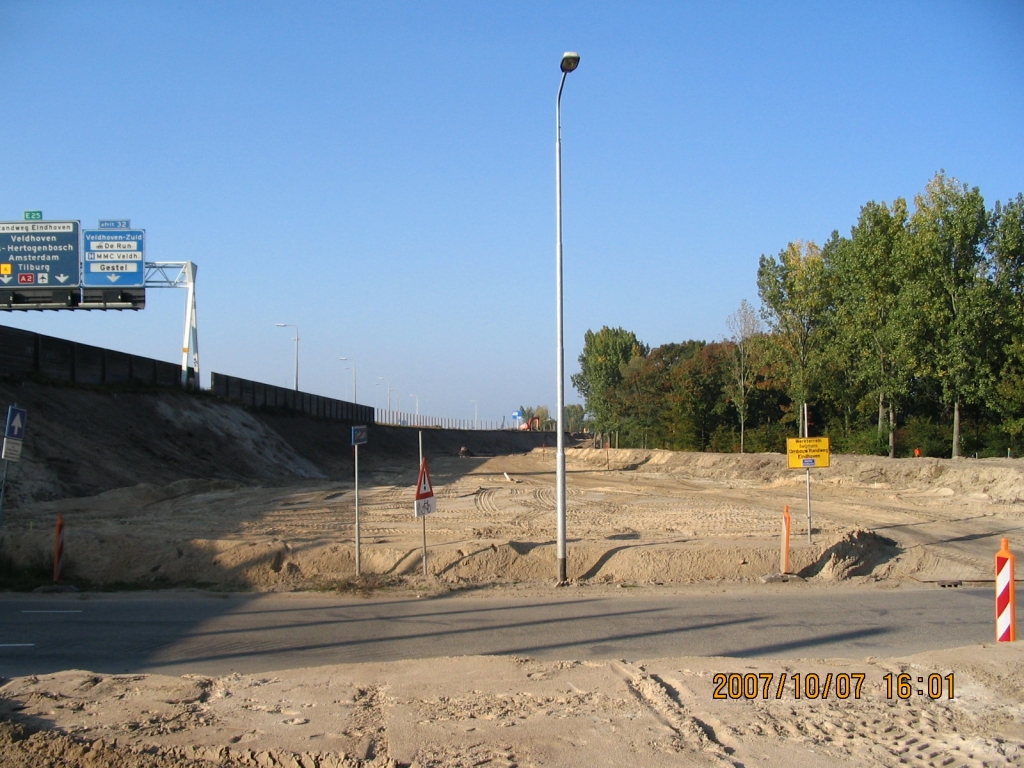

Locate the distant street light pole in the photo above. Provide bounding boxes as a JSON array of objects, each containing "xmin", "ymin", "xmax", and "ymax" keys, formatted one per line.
[
  {"xmin": 340, "ymin": 358, "xmax": 357, "ymax": 403},
  {"xmin": 275, "ymin": 323, "xmax": 299, "ymax": 391},
  {"xmin": 409, "ymin": 394, "xmax": 419, "ymax": 414},
  {"xmin": 555, "ymin": 51, "xmax": 580, "ymax": 585},
  {"xmin": 377, "ymin": 377, "xmax": 392, "ymax": 411},
  {"xmin": 470, "ymin": 399, "xmax": 478, "ymax": 430}
]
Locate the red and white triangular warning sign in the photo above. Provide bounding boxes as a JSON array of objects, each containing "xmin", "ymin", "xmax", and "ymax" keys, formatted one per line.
[
  {"xmin": 414, "ymin": 458, "xmax": 436, "ymax": 517},
  {"xmin": 415, "ymin": 458, "xmax": 434, "ymax": 499}
]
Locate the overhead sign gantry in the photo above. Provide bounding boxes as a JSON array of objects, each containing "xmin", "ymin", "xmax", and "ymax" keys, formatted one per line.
[{"xmin": 1, "ymin": 213, "xmax": 199, "ymax": 386}]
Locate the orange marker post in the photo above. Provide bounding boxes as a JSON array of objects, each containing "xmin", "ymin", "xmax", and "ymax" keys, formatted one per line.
[
  {"xmin": 781, "ymin": 506, "xmax": 791, "ymax": 574},
  {"xmin": 996, "ymin": 538, "xmax": 1016, "ymax": 642},
  {"xmin": 53, "ymin": 513, "xmax": 65, "ymax": 583}
]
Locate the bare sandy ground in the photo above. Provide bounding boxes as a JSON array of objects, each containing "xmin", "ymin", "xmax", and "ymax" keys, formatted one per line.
[
  {"xmin": 3, "ymin": 447, "xmax": 1024, "ymax": 765},
  {"xmin": 2, "ymin": 642, "xmax": 1022, "ymax": 767},
  {"xmin": 4, "ymin": 448, "xmax": 1023, "ymax": 589}
]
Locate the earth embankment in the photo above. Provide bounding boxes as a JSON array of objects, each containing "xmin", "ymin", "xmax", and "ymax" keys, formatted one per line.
[{"xmin": 0, "ymin": 378, "xmax": 556, "ymax": 507}]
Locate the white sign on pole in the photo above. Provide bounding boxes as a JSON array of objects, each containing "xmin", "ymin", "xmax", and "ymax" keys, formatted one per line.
[
  {"xmin": 414, "ymin": 458, "xmax": 436, "ymax": 518},
  {"xmin": 1, "ymin": 438, "xmax": 22, "ymax": 462}
]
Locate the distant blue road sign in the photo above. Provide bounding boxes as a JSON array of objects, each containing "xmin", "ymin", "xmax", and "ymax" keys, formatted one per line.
[
  {"xmin": 351, "ymin": 425, "xmax": 368, "ymax": 445},
  {"xmin": 512, "ymin": 410, "xmax": 522, "ymax": 419},
  {"xmin": 82, "ymin": 229, "xmax": 145, "ymax": 287},
  {"xmin": 5, "ymin": 407, "xmax": 27, "ymax": 440},
  {"xmin": 0, "ymin": 220, "xmax": 80, "ymax": 289}
]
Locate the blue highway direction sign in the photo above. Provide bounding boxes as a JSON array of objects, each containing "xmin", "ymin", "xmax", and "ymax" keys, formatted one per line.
[
  {"xmin": 351, "ymin": 425, "xmax": 368, "ymax": 445},
  {"xmin": 99, "ymin": 220, "xmax": 130, "ymax": 229},
  {"xmin": 0, "ymin": 221, "xmax": 80, "ymax": 289},
  {"xmin": 4, "ymin": 407, "xmax": 27, "ymax": 440},
  {"xmin": 82, "ymin": 229, "xmax": 145, "ymax": 287}
]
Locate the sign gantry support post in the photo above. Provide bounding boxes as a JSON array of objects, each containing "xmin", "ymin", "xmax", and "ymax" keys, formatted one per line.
[{"xmin": 144, "ymin": 262, "xmax": 200, "ymax": 387}]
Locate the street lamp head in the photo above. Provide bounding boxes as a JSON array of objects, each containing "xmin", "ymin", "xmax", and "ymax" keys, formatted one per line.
[
  {"xmin": 560, "ymin": 52, "xmax": 580, "ymax": 73},
  {"xmin": 275, "ymin": 323, "xmax": 286, "ymax": 327}
]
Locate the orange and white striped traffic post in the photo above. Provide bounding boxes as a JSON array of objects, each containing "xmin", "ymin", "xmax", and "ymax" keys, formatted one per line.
[
  {"xmin": 996, "ymin": 538, "xmax": 1016, "ymax": 642},
  {"xmin": 53, "ymin": 513, "xmax": 65, "ymax": 584},
  {"xmin": 781, "ymin": 505, "xmax": 792, "ymax": 574}
]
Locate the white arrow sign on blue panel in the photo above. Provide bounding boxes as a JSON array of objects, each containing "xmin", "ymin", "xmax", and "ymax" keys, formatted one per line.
[
  {"xmin": 82, "ymin": 229, "xmax": 145, "ymax": 287},
  {"xmin": 4, "ymin": 407, "xmax": 27, "ymax": 440}
]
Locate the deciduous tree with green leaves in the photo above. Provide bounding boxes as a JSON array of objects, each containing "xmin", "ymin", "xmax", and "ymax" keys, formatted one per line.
[
  {"xmin": 725, "ymin": 299, "xmax": 762, "ymax": 452},
  {"xmin": 757, "ymin": 241, "xmax": 830, "ymax": 436},
  {"xmin": 902, "ymin": 173, "xmax": 994, "ymax": 457},
  {"xmin": 571, "ymin": 326, "xmax": 648, "ymax": 434}
]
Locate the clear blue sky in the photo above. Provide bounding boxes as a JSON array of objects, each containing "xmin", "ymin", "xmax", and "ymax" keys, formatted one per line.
[{"xmin": 2, "ymin": 1, "xmax": 1022, "ymax": 423}]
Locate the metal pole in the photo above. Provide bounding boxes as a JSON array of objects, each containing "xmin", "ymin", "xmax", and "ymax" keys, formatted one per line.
[
  {"xmin": 555, "ymin": 68, "xmax": 568, "ymax": 585},
  {"xmin": 181, "ymin": 262, "xmax": 199, "ymax": 387},
  {"xmin": 806, "ymin": 467, "xmax": 813, "ymax": 544},
  {"xmin": 277, "ymin": 324, "xmax": 298, "ymax": 391},
  {"xmin": 355, "ymin": 444, "xmax": 361, "ymax": 577},
  {"xmin": 353, "ymin": 365, "xmax": 357, "ymax": 404},
  {"xmin": 0, "ymin": 459, "xmax": 9, "ymax": 532},
  {"xmin": 419, "ymin": 431, "xmax": 427, "ymax": 577}
]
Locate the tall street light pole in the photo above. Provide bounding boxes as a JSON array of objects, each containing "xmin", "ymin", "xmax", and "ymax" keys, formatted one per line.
[
  {"xmin": 275, "ymin": 323, "xmax": 299, "ymax": 391},
  {"xmin": 340, "ymin": 358, "xmax": 357, "ymax": 403},
  {"xmin": 555, "ymin": 51, "xmax": 579, "ymax": 586},
  {"xmin": 377, "ymin": 377, "xmax": 392, "ymax": 411},
  {"xmin": 470, "ymin": 399, "xmax": 478, "ymax": 430}
]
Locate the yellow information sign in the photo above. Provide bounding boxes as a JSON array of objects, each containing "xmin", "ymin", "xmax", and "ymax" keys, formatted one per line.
[{"xmin": 787, "ymin": 437, "xmax": 831, "ymax": 469}]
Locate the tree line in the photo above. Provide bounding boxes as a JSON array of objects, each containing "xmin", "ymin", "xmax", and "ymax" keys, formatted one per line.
[{"xmin": 571, "ymin": 172, "xmax": 1024, "ymax": 458}]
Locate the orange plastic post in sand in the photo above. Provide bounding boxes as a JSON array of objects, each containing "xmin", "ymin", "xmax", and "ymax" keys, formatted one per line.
[
  {"xmin": 996, "ymin": 538, "xmax": 1016, "ymax": 642},
  {"xmin": 781, "ymin": 506, "xmax": 791, "ymax": 574}
]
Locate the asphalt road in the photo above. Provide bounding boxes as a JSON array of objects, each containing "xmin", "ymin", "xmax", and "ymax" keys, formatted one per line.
[{"xmin": 0, "ymin": 585, "xmax": 993, "ymax": 677}]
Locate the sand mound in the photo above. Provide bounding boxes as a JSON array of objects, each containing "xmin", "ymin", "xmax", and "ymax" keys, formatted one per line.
[
  {"xmin": 569, "ymin": 447, "xmax": 1024, "ymax": 502},
  {"xmin": 799, "ymin": 529, "xmax": 900, "ymax": 581}
]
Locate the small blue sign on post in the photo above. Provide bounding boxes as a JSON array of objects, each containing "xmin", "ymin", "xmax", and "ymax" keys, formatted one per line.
[
  {"xmin": 82, "ymin": 229, "xmax": 145, "ymax": 287},
  {"xmin": 4, "ymin": 407, "xmax": 27, "ymax": 440},
  {"xmin": 351, "ymin": 425, "xmax": 368, "ymax": 445},
  {"xmin": 2, "ymin": 406, "xmax": 27, "ymax": 463}
]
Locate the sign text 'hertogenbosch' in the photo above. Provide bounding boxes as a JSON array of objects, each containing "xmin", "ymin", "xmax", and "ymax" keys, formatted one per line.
[
  {"xmin": 82, "ymin": 228, "xmax": 145, "ymax": 287},
  {"xmin": 0, "ymin": 221, "xmax": 81, "ymax": 289}
]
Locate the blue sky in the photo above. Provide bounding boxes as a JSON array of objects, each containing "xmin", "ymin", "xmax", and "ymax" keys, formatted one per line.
[{"xmin": 1, "ymin": 1, "xmax": 1022, "ymax": 423}]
